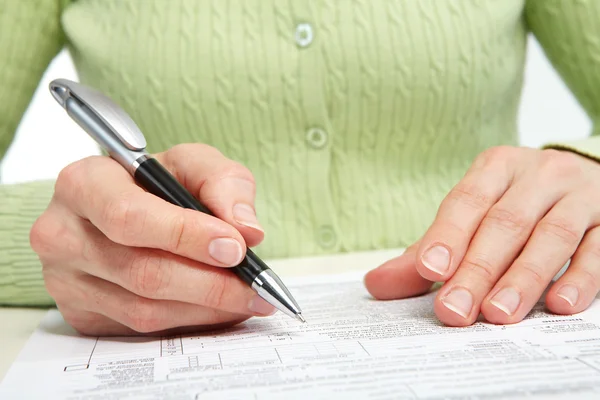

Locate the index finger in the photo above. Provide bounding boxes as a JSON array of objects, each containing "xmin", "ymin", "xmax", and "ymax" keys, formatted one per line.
[
  {"xmin": 415, "ymin": 148, "xmax": 515, "ymax": 281},
  {"xmin": 59, "ymin": 156, "xmax": 247, "ymax": 267}
]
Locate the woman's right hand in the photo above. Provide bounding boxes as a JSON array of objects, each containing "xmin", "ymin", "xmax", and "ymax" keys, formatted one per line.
[{"xmin": 30, "ymin": 144, "xmax": 275, "ymax": 336}]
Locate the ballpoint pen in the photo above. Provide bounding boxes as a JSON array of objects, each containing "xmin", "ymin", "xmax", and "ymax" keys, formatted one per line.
[{"xmin": 48, "ymin": 78, "xmax": 305, "ymax": 323}]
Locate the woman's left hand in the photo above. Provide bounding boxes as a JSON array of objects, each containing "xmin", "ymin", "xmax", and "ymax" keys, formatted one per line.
[{"xmin": 365, "ymin": 146, "xmax": 600, "ymax": 326}]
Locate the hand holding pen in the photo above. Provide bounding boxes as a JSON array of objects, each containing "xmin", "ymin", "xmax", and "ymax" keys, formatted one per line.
[{"xmin": 29, "ymin": 79, "xmax": 302, "ymax": 336}]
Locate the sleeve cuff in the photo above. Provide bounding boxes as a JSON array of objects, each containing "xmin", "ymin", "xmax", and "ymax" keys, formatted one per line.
[
  {"xmin": 542, "ymin": 134, "xmax": 600, "ymax": 163},
  {"xmin": 0, "ymin": 180, "xmax": 56, "ymax": 306}
]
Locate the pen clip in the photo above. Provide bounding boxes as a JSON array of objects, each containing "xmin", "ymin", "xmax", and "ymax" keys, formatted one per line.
[{"xmin": 49, "ymin": 78, "xmax": 147, "ymax": 151}]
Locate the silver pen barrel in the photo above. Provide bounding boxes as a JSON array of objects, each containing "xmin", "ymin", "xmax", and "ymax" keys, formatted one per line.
[
  {"xmin": 252, "ymin": 270, "xmax": 304, "ymax": 322},
  {"xmin": 64, "ymin": 97, "xmax": 148, "ymax": 173}
]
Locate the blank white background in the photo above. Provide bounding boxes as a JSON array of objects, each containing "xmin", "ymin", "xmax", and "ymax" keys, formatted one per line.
[{"xmin": 0, "ymin": 35, "xmax": 592, "ymax": 184}]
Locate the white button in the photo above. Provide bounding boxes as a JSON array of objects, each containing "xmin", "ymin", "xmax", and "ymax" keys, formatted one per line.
[
  {"xmin": 306, "ymin": 127, "xmax": 328, "ymax": 149},
  {"xmin": 295, "ymin": 23, "xmax": 313, "ymax": 47},
  {"xmin": 316, "ymin": 225, "xmax": 336, "ymax": 249}
]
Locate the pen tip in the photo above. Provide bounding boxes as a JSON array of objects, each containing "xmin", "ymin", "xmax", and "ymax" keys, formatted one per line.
[{"xmin": 296, "ymin": 313, "xmax": 306, "ymax": 323}]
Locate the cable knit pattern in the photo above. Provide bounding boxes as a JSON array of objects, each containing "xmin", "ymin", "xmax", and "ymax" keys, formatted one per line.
[
  {"xmin": 2, "ymin": 0, "xmax": 600, "ymax": 305},
  {"xmin": 0, "ymin": 0, "xmax": 65, "ymax": 306},
  {"xmin": 526, "ymin": 0, "xmax": 600, "ymax": 155},
  {"xmin": 276, "ymin": 3, "xmax": 314, "ymax": 256}
]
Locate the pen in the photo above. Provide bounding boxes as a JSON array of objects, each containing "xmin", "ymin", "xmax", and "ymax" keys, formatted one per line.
[{"xmin": 48, "ymin": 78, "xmax": 305, "ymax": 323}]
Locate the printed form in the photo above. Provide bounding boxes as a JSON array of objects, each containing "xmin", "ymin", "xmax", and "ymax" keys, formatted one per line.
[{"xmin": 2, "ymin": 272, "xmax": 600, "ymax": 399}]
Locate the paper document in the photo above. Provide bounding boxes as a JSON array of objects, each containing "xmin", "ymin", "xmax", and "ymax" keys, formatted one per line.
[{"xmin": 2, "ymin": 271, "xmax": 600, "ymax": 399}]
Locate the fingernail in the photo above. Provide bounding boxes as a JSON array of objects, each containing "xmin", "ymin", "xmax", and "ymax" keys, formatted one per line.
[
  {"xmin": 441, "ymin": 287, "xmax": 473, "ymax": 318},
  {"xmin": 557, "ymin": 284, "xmax": 579, "ymax": 307},
  {"xmin": 209, "ymin": 238, "xmax": 243, "ymax": 265},
  {"xmin": 421, "ymin": 245, "xmax": 451, "ymax": 274},
  {"xmin": 232, "ymin": 203, "xmax": 264, "ymax": 232},
  {"xmin": 248, "ymin": 295, "xmax": 277, "ymax": 316},
  {"xmin": 490, "ymin": 287, "xmax": 521, "ymax": 316}
]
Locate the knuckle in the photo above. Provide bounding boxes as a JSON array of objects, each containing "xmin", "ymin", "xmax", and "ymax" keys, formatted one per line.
[
  {"xmin": 540, "ymin": 150, "xmax": 582, "ymax": 179},
  {"xmin": 537, "ymin": 218, "xmax": 582, "ymax": 247},
  {"xmin": 445, "ymin": 183, "xmax": 493, "ymax": 211},
  {"xmin": 128, "ymin": 253, "xmax": 172, "ymax": 298},
  {"xmin": 30, "ymin": 213, "xmax": 79, "ymax": 256},
  {"xmin": 519, "ymin": 261, "xmax": 546, "ymax": 286},
  {"xmin": 102, "ymin": 194, "xmax": 146, "ymax": 244},
  {"xmin": 55, "ymin": 160, "xmax": 86, "ymax": 196},
  {"xmin": 125, "ymin": 297, "xmax": 161, "ymax": 333},
  {"xmin": 29, "ymin": 214, "xmax": 57, "ymax": 254},
  {"xmin": 484, "ymin": 206, "xmax": 532, "ymax": 235},
  {"xmin": 200, "ymin": 273, "xmax": 230, "ymax": 309},
  {"xmin": 460, "ymin": 255, "xmax": 496, "ymax": 282},
  {"xmin": 476, "ymin": 146, "xmax": 514, "ymax": 166}
]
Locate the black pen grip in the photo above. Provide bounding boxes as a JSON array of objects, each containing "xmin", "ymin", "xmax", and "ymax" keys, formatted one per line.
[{"xmin": 134, "ymin": 157, "xmax": 267, "ymax": 285}]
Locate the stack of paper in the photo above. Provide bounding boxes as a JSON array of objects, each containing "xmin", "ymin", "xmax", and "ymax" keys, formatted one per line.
[{"xmin": 2, "ymin": 272, "xmax": 600, "ymax": 399}]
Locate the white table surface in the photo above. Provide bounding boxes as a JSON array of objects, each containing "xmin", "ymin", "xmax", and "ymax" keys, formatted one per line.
[{"xmin": 0, "ymin": 248, "xmax": 403, "ymax": 382}]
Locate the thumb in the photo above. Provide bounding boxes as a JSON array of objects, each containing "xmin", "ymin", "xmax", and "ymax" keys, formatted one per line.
[{"xmin": 364, "ymin": 241, "xmax": 434, "ymax": 300}]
